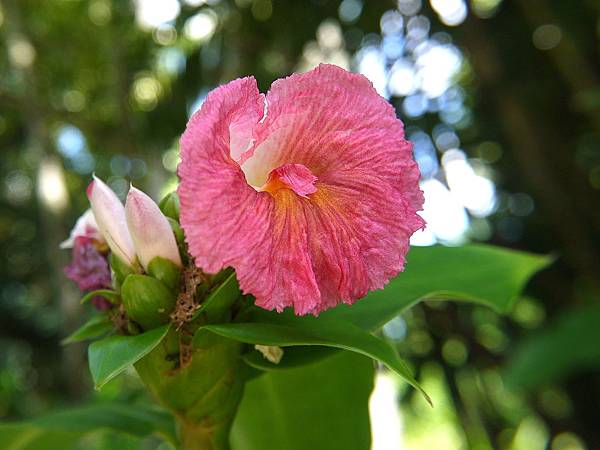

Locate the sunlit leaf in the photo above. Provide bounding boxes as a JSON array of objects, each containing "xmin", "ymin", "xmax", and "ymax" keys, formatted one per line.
[
  {"xmin": 231, "ymin": 351, "xmax": 374, "ymax": 450},
  {"xmin": 230, "ymin": 244, "xmax": 549, "ymax": 376},
  {"xmin": 201, "ymin": 315, "xmax": 430, "ymax": 404},
  {"xmin": 323, "ymin": 244, "xmax": 551, "ymax": 330}
]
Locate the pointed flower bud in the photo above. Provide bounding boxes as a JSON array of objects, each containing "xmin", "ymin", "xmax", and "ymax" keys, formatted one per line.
[
  {"xmin": 125, "ymin": 186, "xmax": 182, "ymax": 271},
  {"xmin": 87, "ymin": 175, "xmax": 137, "ymax": 268}
]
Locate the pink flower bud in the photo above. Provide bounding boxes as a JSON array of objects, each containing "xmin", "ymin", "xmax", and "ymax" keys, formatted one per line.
[
  {"xmin": 87, "ymin": 175, "xmax": 137, "ymax": 268},
  {"xmin": 125, "ymin": 186, "xmax": 182, "ymax": 271},
  {"xmin": 64, "ymin": 236, "xmax": 112, "ymax": 296}
]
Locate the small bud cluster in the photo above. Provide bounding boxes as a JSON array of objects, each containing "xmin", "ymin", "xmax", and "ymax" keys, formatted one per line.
[
  {"xmin": 64, "ymin": 176, "xmax": 184, "ymax": 330},
  {"xmin": 61, "ymin": 210, "xmax": 113, "ymax": 310},
  {"xmin": 86, "ymin": 175, "xmax": 181, "ymax": 272}
]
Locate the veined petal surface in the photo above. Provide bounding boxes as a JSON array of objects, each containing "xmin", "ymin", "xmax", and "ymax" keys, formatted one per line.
[{"xmin": 179, "ymin": 64, "xmax": 424, "ymax": 315}]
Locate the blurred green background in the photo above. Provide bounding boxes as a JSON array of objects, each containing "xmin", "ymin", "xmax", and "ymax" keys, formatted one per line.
[{"xmin": 1, "ymin": 0, "xmax": 599, "ymax": 449}]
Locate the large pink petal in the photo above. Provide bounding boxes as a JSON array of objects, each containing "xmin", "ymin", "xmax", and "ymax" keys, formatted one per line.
[
  {"xmin": 178, "ymin": 78, "xmax": 267, "ymax": 274},
  {"xmin": 179, "ymin": 65, "xmax": 424, "ymax": 315}
]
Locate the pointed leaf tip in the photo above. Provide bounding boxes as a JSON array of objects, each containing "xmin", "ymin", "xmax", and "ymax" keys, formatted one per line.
[{"xmin": 88, "ymin": 324, "xmax": 170, "ymax": 390}]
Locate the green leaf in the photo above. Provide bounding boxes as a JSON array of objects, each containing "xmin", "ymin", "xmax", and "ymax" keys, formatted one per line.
[
  {"xmin": 504, "ymin": 303, "xmax": 600, "ymax": 392},
  {"xmin": 0, "ymin": 402, "xmax": 176, "ymax": 450},
  {"xmin": 193, "ymin": 271, "xmax": 242, "ymax": 323},
  {"xmin": 62, "ymin": 314, "xmax": 113, "ymax": 344},
  {"xmin": 224, "ymin": 244, "xmax": 549, "ymax": 392},
  {"xmin": 147, "ymin": 256, "xmax": 181, "ymax": 291},
  {"xmin": 201, "ymin": 315, "xmax": 430, "ymax": 404},
  {"xmin": 322, "ymin": 244, "xmax": 552, "ymax": 330},
  {"xmin": 121, "ymin": 274, "xmax": 176, "ymax": 330},
  {"xmin": 88, "ymin": 324, "xmax": 170, "ymax": 390},
  {"xmin": 159, "ymin": 191, "xmax": 180, "ymax": 220},
  {"xmin": 0, "ymin": 425, "xmax": 78, "ymax": 450},
  {"xmin": 167, "ymin": 217, "xmax": 185, "ymax": 248},
  {"xmin": 79, "ymin": 289, "xmax": 119, "ymax": 306},
  {"xmin": 231, "ymin": 351, "xmax": 373, "ymax": 450}
]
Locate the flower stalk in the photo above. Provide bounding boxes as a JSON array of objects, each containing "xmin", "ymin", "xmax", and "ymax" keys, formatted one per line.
[{"xmin": 134, "ymin": 317, "xmax": 246, "ymax": 450}]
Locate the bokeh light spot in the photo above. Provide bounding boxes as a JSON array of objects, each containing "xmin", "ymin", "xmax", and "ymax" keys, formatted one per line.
[
  {"xmin": 476, "ymin": 140, "xmax": 503, "ymax": 163},
  {"xmin": 153, "ymin": 24, "xmax": 178, "ymax": 45},
  {"xmin": 588, "ymin": 165, "xmax": 600, "ymax": 189},
  {"xmin": 88, "ymin": 0, "xmax": 111, "ymax": 26},
  {"xmin": 471, "ymin": 0, "xmax": 503, "ymax": 19},
  {"xmin": 184, "ymin": 11, "xmax": 217, "ymax": 42},
  {"xmin": 511, "ymin": 297, "xmax": 546, "ymax": 329},
  {"xmin": 397, "ymin": 0, "xmax": 422, "ymax": 16},
  {"xmin": 8, "ymin": 38, "xmax": 36, "ymax": 68},
  {"xmin": 532, "ymin": 24, "xmax": 562, "ymax": 50},
  {"xmin": 133, "ymin": 75, "xmax": 162, "ymax": 110},
  {"xmin": 37, "ymin": 159, "xmax": 68, "ymax": 213},
  {"xmin": 252, "ymin": 0, "xmax": 273, "ymax": 21},
  {"xmin": 338, "ymin": 0, "xmax": 362, "ymax": 24},
  {"xmin": 162, "ymin": 149, "xmax": 181, "ymax": 172},
  {"xmin": 442, "ymin": 338, "xmax": 468, "ymax": 366},
  {"xmin": 551, "ymin": 432, "xmax": 587, "ymax": 450},
  {"xmin": 62, "ymin": 90, "xmax": 86, "ymax": 112},
  {"xmin": 4, "ymin": 171, "xmax": 33, "ymax": 205},
  {"xmin": 538, "ymin": 387, "xmax": 572, "ymax": 420},
  {"xmin": 134, "ymin": 0, "xmax": 180, "ymax": 29},
  {"xmin": 430, "ymin": 0, "xmax": 467, "ymax": 26}
]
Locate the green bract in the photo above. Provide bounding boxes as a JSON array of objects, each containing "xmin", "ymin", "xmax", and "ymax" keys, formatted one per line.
[
  {"xmin": 147, "ymin": 256, "xmax": 182, "ymax": 291},
  {"xmin": 110, "ymin": 253, "xmax": 138, "ymax": 286},
  {"xmin": 121, "ymin": 274, "xmax": 176, "ymax": 330},
  {"xmin": 159, "ymin": 191, "xmax": 181, "ymax": 221}
]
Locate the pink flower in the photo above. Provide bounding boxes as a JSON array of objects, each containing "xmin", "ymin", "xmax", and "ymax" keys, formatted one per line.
[
  {"xmin": 64, "ymin": 236, "xmax": 113, "ymax": 310},
  {"xmin": 87, "ymin": 175, "xmax": 138, "ymax": 268},
  {"xmin": 178, "ymin": 64, "xmax": 425, "ymax": 315},
  {"xmin": 125, "ymin": 186, "xmax": 182, "ymax": 271},
  {"xmin": 62, "ymin": 209, "xmax": 113, "ymax": 310}
]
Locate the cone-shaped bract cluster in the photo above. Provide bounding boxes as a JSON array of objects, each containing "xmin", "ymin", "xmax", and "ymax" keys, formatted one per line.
[
  {"xmin": 85, "ymin": 176, "xmax": 183, "ymax": 329},
  {"xmin": 87, "ymin": 176, "xmax": 182, "ymax": 272}
]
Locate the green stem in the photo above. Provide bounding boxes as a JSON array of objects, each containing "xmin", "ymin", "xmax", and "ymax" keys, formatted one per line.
[
  {"xmin": 179, "ymin": 419, "xmax": 231, "ymax": 450},
  {"xmin": 135, "ymin": 328, "xmax": 245, "ymax": 450}
]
